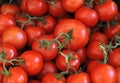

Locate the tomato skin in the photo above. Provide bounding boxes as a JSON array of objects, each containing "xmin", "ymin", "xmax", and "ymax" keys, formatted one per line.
[
  {"xmin": 0, "ymin": 43, "xmax": 18, "ymax": 66},
  {"xmin": 48, "ymin": 0, "xmax": 66, "ymax": 17},
  {"xmin": 24, "ymin": 26, "xmax": 45, "ymax": 46},
  {"xmin": 67, "ymin": 72, "xmax": 91, "ymax": 83},
  {"xmin": 41, "ymin": 72, "xmax": 66, "ymax": 83},
  {"xmin": 32, "ymin": 34, "xmax": 58, "ymax": 61},
  {"xmin": 90, "ymin": 64, "xmax": 117, "ymax": 83},
  {"xmin": 0, "ymin": 4, "xmax": 20, "ymax": 16},
  {"xmin": 2, "ymin": 26, "xmax": 27, "ymax": 50},
  {"xmin": 26, "ymin": 0, "xmax": 48, "ymax": 16},
  {"xmin": 62, "ymin": 0, "xmax": 84, "ymax": 13},
  {"xmin": 94, "ymin": 0, "xmax": 118, "ymax": 22},
  {"xmin": 75, "ymin": 6, "xmax": 98, "ymax": 27},
  {"xmin": 37, "ymin": 15, "xmax": 57, "ymax": 34},
  {"xmin": 108, "ymin": 48, "xmax": 120, "ymax": 67},
  {"xmin": 0, "ymin": 14, "xmax": 16, "ymax": 36},
  {"xmin": 55, "ymin": 49, "xmax": 80, "ymax": 72},
  {"xmin": 0, "ymin": 66, "xmax": 3, "ymax": 83},
  {"xmin": 54, "ymin": 19, "xmax": 90, "ymax": 51},
  {"xmin": 20, "ymin": 0, "xmax": 27, "ymax": 13},
  {"xmin": 3, "ymin": 66, "xmax": 28, "ymax": 83},
  {"xmin": 20, "ymin": 50, "xmax": 43, "ymax": 76},
  {"xmin": 116, "ymin": 67, "xmax": 120, "ymax": 83}
]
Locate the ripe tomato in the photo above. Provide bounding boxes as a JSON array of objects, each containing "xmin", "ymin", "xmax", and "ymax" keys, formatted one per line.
[
  {"xmin": 20, "ymin": 50, "xmax": 43, "ymax": 76},
  {"xmin": 75, "ymin": 6, "xmax": 98, "ymax": 27},
  {"xmin": 26, "ymin": 0, "xmax": 48, "ymax": 16},
  {"xmin": 94, "ymin": 0, "xmax": 118, "ymax": 22},
  {"xmin": 90, "ymin": 64, "xmax": 117, "ymax": 83},
  {"xmin": 67, "ymin": 72, "xmax": 91, "ymax": 83},
  {"xmin": 48, "ymin": 0, "xmax": 67, "ymax": 17},
  {"xmin": 37, "ymin": 15, "xmax": 57, "ymax": 34},
  {"xmin": 0, "ymin": 43, "xmax": 18, "ymax": 66},
  {"xmin": 62, "ymin": 0, "xmax": 84, "ymax": 13},
  {"xmin": 41, "ymin": 72, "xmax": 66, "ymax": 83},
  {"xmin": 32, "ymin": 34, "xmax": 58, "ymax": 61},
  {"xmin": 54, "ymin": 19, "xmax": 90, "ymax": 51},
  {"xmin": 0, "ymin": 66, "xmax": 3, "ymax": 83},
  {"xmin": 2, "ymin": 26, "xmax": 27, "ymax": 50},
  {"xmin": 55, "ymin": 49, "xmax": 80, "ymax": 72},
  {"xmin": 0, "ymin": 4, "xmax": 20, "ymax": 16},
  {"xmin": 116, "ymin": 67, "xmax": 120, "ymax": 83},
  {"xmin": 20, "ymin": 0, "xmax": 28, "ymax": 13},
  {"xmin": 24, "ymin": 26, "xmax": 45, "ymax": 46},
  {"xmin": 3, "ymin": 66, "xmax": 28, "ymax": 83},
  {"xmin": 108, "ymin": 48, "xmax": 120, "ymax": 67},
  {"xmin": 0, "ymin": 13, "xmax": 16, "ymax": 36}
]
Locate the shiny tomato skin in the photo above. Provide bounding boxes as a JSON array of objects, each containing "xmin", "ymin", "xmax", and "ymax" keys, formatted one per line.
[
  {"xmin": 90, "ymin": 64, "xmax": 117, "ymax": 83},
  {"xmin": 54, "ymin": 19, "xmax": 90, "ymax": 51},
  {"xmin": 62, "ymin": 0, "xmax": 84, "ymax": 13},
  {"xmin": 3, "ymin": 66, "xmax": 28, "ymax": 83},
  {"xmin": 108, "ymin": 48, "xmax": 120, "ymax": 67},
  {"xmin": 75, "ymin": 6, "xmax": 98, "ymax": 27},
  {"xmin": 26, "ymin": 0, "xmax": 48, "ymax": 16},
  {"xmin": 2, "ymin": 26, "xmax": 27, "ymax": 50},
  {"xmin": 0, "ymin": 14, "xmax": 16, "ymax": 36},
  {"xmin": 24, "ymin": 26, "xmax": 45, "ymax": 46},
  {"xmin": 20, "ymin": 50, "xmax": 43, "ymax": 76},
  {"xmin": 94, "ymin": 0, "xmax": 118, "ymax": 22},
  {"xmin": 0, "ymin": 4, "xmax": 20, "ymax": 16},
  {"xmin": 67, "ymin": 72, "xmax": 91, "ymax": 83}
]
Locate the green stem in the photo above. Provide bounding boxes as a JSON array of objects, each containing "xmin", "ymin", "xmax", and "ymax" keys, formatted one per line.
[{"xmin": 3, "ymin": 60, "xmax": 10, "ymax": 76}]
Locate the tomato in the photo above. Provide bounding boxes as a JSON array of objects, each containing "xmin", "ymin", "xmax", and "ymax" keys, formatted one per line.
[
  {"xmin": 108, "ymin": 48, "xmax": 120, "ymax": 67},
  {"xmin": 116, "ymin": 67, "xmax": 120, "ymax": 83},
  {"xmin": 0, "ymin": 66, "xmax": 3, "ymax": 83},
  {"xmin": 24, "ymin": 26, "xmax": 45, "ymax": 46},
  {"xmin": 67, "ymin": 72, "xmax": 91, "ymax": 83},
  {"xmin": 29, "ymin": 80, "xmax": 41, "ymax": 83},
  {"xmin": 89, "ymin": 31, "xmax": 108, "ymax": 44},
  {"xmin": 94, "ymin": 0, "xmax": 118, "ymax": 22},
  {"xmin": 48, "ymin": 0, "xmax": 67, "ymax": 17},
  {"xmin": 2, "ymin": 26, "xmax": 27, "ymax": 50},
  {"xmin": 103, "ymin": 24, "xmax": 120, "ymax": 40},
  {"xmin": 37, "ymin": 15, "xmax": 57, "ymax": 34},
  {"xmin": 114, "ymin": 11, "xmax": 120, "ymax": 23},
  {"xmin": 0, "ymin": 13, "xmax": 16, "ymax": 36},
  {"xmin": 32, "ymin": 34, "xmax": 58, "ymax": 61},
  {"xmin": 20, "ymin": 50, "xmax": 43, "ymax": 76},
  {"xmin": 87, "ymin": 40, "xmax": 106, "ymax": 60},
  {"xmin": 26, "ymin": 0, "xmax": 48, "ymax": 16},
  {"xmin": 0, "ymin": 43, "xmax": 18, "ymax": 66},
  {"xmin": 20, "ymin": 0, "xmax": 28, "ymax": 13},
  {"xmin": 3, "ymin": 66, "xmax": 28, "ymax": 83},
  {"xmin": 0, "ymin": 4, "xmax": 20, "ymax": 16},
  {"xmin": 75, "ymin": 6, "xmax": 98, "ymax": 27},
  {"xmin": 41, "ymin": 72, "xmax": 66, "ymax": 83},
  {"xmin": 62, "ymin": 0, "xmax": 84, "ymax": 13},
  {"xmin": 55, "ymin": 49, "xmax": 80, "ymax": 72},
  {"xmin": 36, "ymin": 61, "xmax": 58, "ymax": 80},
  {"xmin": 90, "ymin": 64, "xmax": 117, "ymax": 83},
  {"xmin": 54, "ymin": 19, "xmax": 90, "ymax": 51}
]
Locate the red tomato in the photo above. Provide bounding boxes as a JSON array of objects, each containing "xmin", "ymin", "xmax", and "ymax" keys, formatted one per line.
[
  {"xmin": 3, "ymin": 66, "xmax": 28, "ymax": 83},
  {"xmin": 90, "ymin": 64, "xmax": 117, "ymax": 83},
  {"xmin": 41, "ymin": 72, "xmax": 66, "ymax": 83},
  {"xmin": 20, "ymin": 50, "xmax": 43, "ymax": 76},
  {"xmin": 24, "ymin": 26, "xmax": 45, "ymax": 46},
  {"xmin": 26, "ymin": 0, "xmax": 48, "ymax": 16},
  {"xmin": 108, "ymin": 48, "xmax": 120, "ymax": 67},
  {"xmin": 29, "ymin": 80, "xmax": 41, "ymax": 83},
  {"xmin": 116, "ymin": 67, "xmax": 120, "ymax": 83},
  {"xmin": 32, "ymin": 34, "xmax": 58, "ymax": 61},
  {"xmin": 67, "ymin": 72, "xmax": 91, "ymax": 83},
  {"xmin": 54, "ymin": 19, "xmax": 90, "ymax": 51},
  {"xmin": 20, "ymin": 0, "xmax": 28, "ymax": 13},
  {"xmin": 0, "ymin": 4, "xmax": 20, "ymax": 16},
  {"xmin": 0, "ymin": 66, "xmax": 3, "ymax": 83},
  {"xmin": 75, "ymin": 6, "xmax": 98, "ymax": 27},
  {"xmin": 0, "ymin": 14, "xmax": 16, "ymax": 36},
  {"xmin": 62, "ymin": 0, "xmax": 84, "ymax": 13},
  {"xmin": 36, "ymin": 61, "xmax": 58, "ymax": 80},
  {"xmin": 37, "ymin": 15, "xmax": 57, "ymax": 34},
  {"xmin": 55, "ymin": 49, "xmax": 80, "ymax": 72},
  {"xmin": 48, "ymin": 0, "xmax": 67, "ymax": 17},
  {"xmin": 0, "ymin": 43, "xmax": 18, "ymax": 66},
  {"xmin": 2, "ymin": 26, "xmax": 27, "ymax": 50},
  {"xmin": 94, "ymin": 0, "xmax": 118, "ymax": 22}
]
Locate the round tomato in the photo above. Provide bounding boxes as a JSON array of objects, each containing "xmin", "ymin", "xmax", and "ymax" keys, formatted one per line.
[
  {"xmin": 116, "ymin": 67, "xmax": 120, "ymax": 83},
  {"xmin": 54, "ymin": 19, "xmax": 90, "ymax": 51}
]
